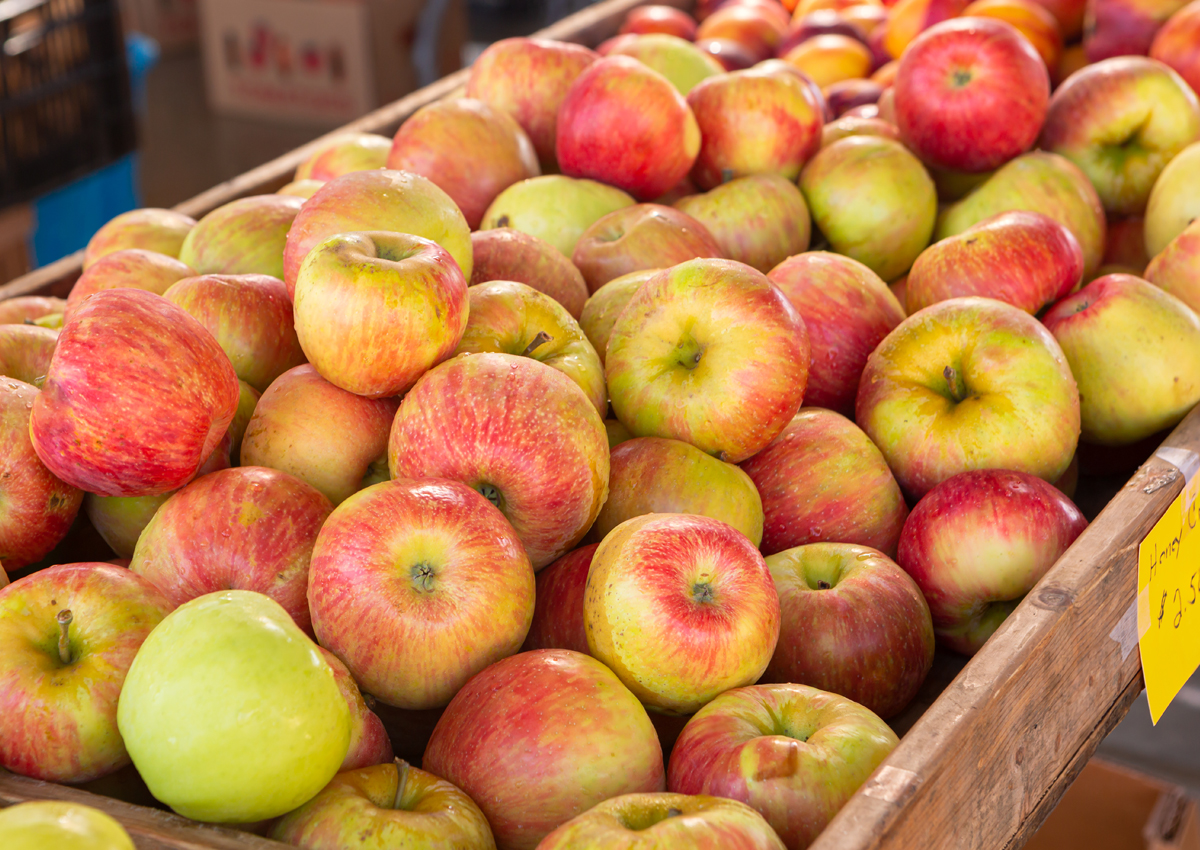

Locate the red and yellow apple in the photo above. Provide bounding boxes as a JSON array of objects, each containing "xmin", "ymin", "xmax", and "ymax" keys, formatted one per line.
[
  {"xmin": 66, "ymin": 249, "xmax": 195, "ymax": 320},
  {"xmin": 481, "ymin": 175, "xmax": 635, "ymax": 259},
  {"xmin": 178, "ymin": 194, "xmax": 304, "ymax": 280},
  {"xmin": 294, "ymin": 132, "xmax": 392, "ymax": 182},
  {"xmin": 83, "ymin": 208, "xmax": 196, "ymax": 269},
  {"xmin": 469, "ymin": 228, "xmax": 589, "ymax": 319},
  {"xmin": 1150, "ymin": 0, "xmax": 1200, "ymax": 95},
  {"xmin": 0, "ymin": 324, "xmax": 57, "ymax": 385},
  {"xmin": 579, "ymin": 268, "xmax": 657, "ymax": 365},
  {"xmin": 523, "ymin": 543, "xmax": 597, "ymax": 655}
]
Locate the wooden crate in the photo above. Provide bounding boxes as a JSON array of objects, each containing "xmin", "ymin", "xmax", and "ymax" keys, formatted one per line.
[{"xmin": 0, "ymin": 0, "xmax": 1191, "ymax": 847}]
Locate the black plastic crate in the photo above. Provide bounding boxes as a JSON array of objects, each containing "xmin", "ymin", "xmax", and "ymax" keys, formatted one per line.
[{"xmin": 0, "ymin": 0, "xmax": 137, "ymax": 206}]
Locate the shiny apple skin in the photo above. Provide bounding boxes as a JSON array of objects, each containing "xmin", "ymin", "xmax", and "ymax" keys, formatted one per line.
[
  {"xmin": 0, "ymin": 324, "xmax": 57, "ymax": 385},
  {"xmin": 741, "ymin": 409, "xmax": 909, "ymax": 558},
  {"xmin": 897, "ymin": 469, "xmax": 1087, "ymax": 654},
  {"xmin": 1145, "ymin": 219, "xmax": 1200, "ymax": 313},
  {"xmin": 523, "ymin": 543, "xmax": 597, "ymax": 655},
  {"xmin": 424, "ymin": 649, "xmax": 666, "ymax": 850},
  {"xmin": 1084, "ymin": 0, "xmax": 1189, "ymax": 62},
  {"xmin": 316, "ymin": 648, "xmax": 394, "ymax": 771},
  {"xmin": 607, "ymin": 33, "xmax": 725, "ymax": 95},
  {"xmin": 83, "ymin": 208, "xmax": 196, "ymax": 269},
  {"xmin": 66, "ymin": 249, "xmax": 195, "ymax": 321},
  {"xmin": 820, "ymin": 116, "xmax": 902, "ymax": 148},
  {"xmin": 695, "ymin": 3, "xmax": 787, "ymax": 60},
  {"xmin": 579, "ymin": 269, "xmax": 657, "ymax": 367},
  {"xmin": 470, "ymin": 228, "xmax": 589, "ymax": 319},
  {"xmin": 762, "ymin": 543, "xmax": 934, "ymax": 718},
  {"xmin": 0, "ymin": 563, "xmax": 171, "ymax": 782},
  {"xmin": 178, "ymin": 194, "xmax": 303, "ymax": 280},
  {"xmin": 667, "ymin": 683, "xmax": 898, "ymax": 850},
  {"xmin": 480, "ymin": 175, "xmax": 636, "ymax": 259},
  {"xmin": 621, "ymin": 5, "xmax": 700, "ymax": 39},
  {"xmin": 29, "ymin": 289, "xmax": 239, "ymax": 498},
  {"xmin": 0, "ymin": 296, "xmax": 67, "ymax": 326},
  {"xmin": 1150, "ymin": 0, "xmax": 1200, "ymax": 96},
  {"xmin": 293, "ymin": 132, "xmax": 392, "ymax": 182},
  {"xmin": 780, "ymin": 33, "xmax": 873, "ymax": 88}
]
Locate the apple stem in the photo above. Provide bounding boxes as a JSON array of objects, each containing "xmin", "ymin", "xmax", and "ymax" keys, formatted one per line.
[
  {"xmin": 817, "ymin": 580, "xmax": 832, "ymax": 590},
  {"xmin": 667, "ymin": 807, "xmax": 683, "ymax": 817},
  {"xmin": 393, "ymin": 758, "xmax": 410, "ymax": 811},
  {"xmin": 56, "ymin": 609, "xmax": 73, "ymax": 664},
  {"xmin": 522, "ymin": 331, "xmax": 552, "ymax": 357},
  {"xmin": 943, "ymin": 365, "xmax": 967, "ymax": 403}
]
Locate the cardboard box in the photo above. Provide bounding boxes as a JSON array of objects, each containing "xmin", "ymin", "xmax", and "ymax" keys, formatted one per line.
[
  {"xmin": 198, "ymin": 0, "xmax": 465, "ymax": 125},
  {"xmin": 119, "ymin": 0, "xmax": 200, "ymax": 54},
  {"xmin": 1026, "ymin": 759, "xmax": 1200, "ymax": 850}
]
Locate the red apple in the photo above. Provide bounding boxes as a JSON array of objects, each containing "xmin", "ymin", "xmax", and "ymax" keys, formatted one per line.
[
  {"xmin": 423, "ymin": 649, "xmax": 666, "ymax": 850},
  {"xmin": 1150, "ymin": 0, "xmax": 1200, "ymax": 95},
  {"xmin": 469, "ymin": 228, "xmax": 589, "ymax": 319},
  {"xmin": 825, "ymin": 79, "xmax": 885, "ymax": 116},
  {"xmin": 66, "ymin": 249, "xmax": 195, "ymax": 321},
  {"xmin": 0, "ymin": 296, "xmax": 67, "ymax": 326},
  {"xmin": 579, "ymin": 268, "xmax": 659, "ymax": 366},
  {"xmin": 779, "ymin": 11, "xmax": 871, "ymax": 55},
  {"xmin": 820, "ymin": 115, "xmax": 902, "ymax": 147},
  {"xmin": 1103, "ymin": 215, "xmax": 1150, "ymax": 274},
  {"xmin": 897, "ymin": 469, "xmax": 1087, "ymax": 653},
  {"xmin": 522, "ymin": 543, "xmax": 596, "ymax": 655},
  {"xmin": 83, "ymin": 208, "xmax": 196, "ymax": 269},
  {"xmin": 0, "ymin": 324, "xmax": 57, "ymax": 385},
  {"xmin": 621, "ymin": 5, "xmax": 700, "ymax": 39},
  {"xmin": 1145, "ymin": 218, "xmax": 1200, "ymax": 312},
  {"xmin": 1033, "ymin": 0, "xmax": 1087, "ymax": 37},
  {"xmin": 178, "ymin": 194, "xmax": 304, "ymax": 280},
  {"xmin": 696, "ymin": 37, "xmax": 762, "ymax": 70},
  {"xmin": 294, "ymin": 132, "xmax": 392, "ymax": 182},
  {"xmin": 696, "ymin": 3, "xmax": 787, "ymax": 60},
  {"xmin": 1084, "ymin": 0, "xmax": 1189, "ymax": 62}
]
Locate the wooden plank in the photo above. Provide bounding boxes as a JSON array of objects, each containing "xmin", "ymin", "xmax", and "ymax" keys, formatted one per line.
[{"xmin": 811, "ymin": 405, "xmax": 1200, "ymax": 850}]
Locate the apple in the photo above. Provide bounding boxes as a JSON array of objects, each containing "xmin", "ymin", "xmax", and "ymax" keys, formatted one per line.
[
  {"xmin": 621, "ymin": 5, "xmax": 700, "ymax": 39},
  {"xmin": 608, "ymin": 33, "xmax": 726, "ymax": 94},
  {"xmin": 779, "ymin": 11, "xmax": 871, "ymax": 55},
  {"xmin": 579, "ymin": 268, "xmax": 658, "ymax": 365},
  {"xmin": 606, "ymin": 258, "xmax": 809, "ymax": 464},
  {"xmin": 539, "ymin": 793, "xmax": 787, "ymax": 850},
  {"xmin": 696, "ymin": 36, "xmax": 762, "ymax": 69},
  {"xmin": 894, "ymin": 18, "xmax": 1049, "ymax": 174},
  {"xmin": 278, "ymin": 179, "xmax": 325, "ymax": 199},
  {"xmin": 0, "ymin": 323, "xmax": 57, "ymax": 384},
  {"xmin": 557, "ymin": 56, "xmax": 701, "ymax": 202},
  {"xmin": 696, "ymin": 3, "xmax": 787, "ymax": 61},
  {"xmin": 824, "ymin": 79, "xmax": 885, "ymax": 116},
  {"xmin": 85, "ymin": 492, "xmax": 172, "ymax": 559},
  {"xmin": 1084, "ymin": 0, "xmax": 1189, "ymax": 62},
  {"xmin": 1145, "ymin": 218, "xmax": 1200, "ymax": 312},
  {"xmin": 905, "ymin": 211, "xmax": 1085, "ymax": 314},
  {"xmin": 590, "ymin": 437, "xmax": 765, "ymax": 546},
  {"xmin": 687, "ymin": 61, "xmax": 824, "ymax": 190},
  {"xmin": 740, "ymin": 408, "xmax": 909, "ymax": 559},
  {"xmin": 962, "ymin": 0, "xmax": 1064, "ymax": 69},
  {"xmin": 465, "ymin": 38, "xmax": 599, "ymax": 168},
  {"xmin": 1040, "ymin": 57, "xmax": 1200, "ymax": 217},
  {"xmin": 453, "ymin": 280, "xmax": 606, "ymax": 416},
  {"xmin": 0, "ymin": 801, "xmax": 135, "ymax": 850},
  {"xmin": 317, "ymin": 648, "xmax": 394, "ymax": 770},
  {"xmin": 889, "ymin": 276, "xmax": 908, "ymax": 312},
  {"xmin": 936, "ymin": 150, "xmax": 1107, "ymax": 279},
  {"xmin": 178, "ymin": 194, "xmax": 303, "ymax": 280},
  {"xmin": 781, "ymin": 33, "xmax": 873, "ymax": 87},
  {"xmin": 1103, "ymin": 215, "xmax": 1150, "ymax": 273},
  {"xmin": 0, "ymin": 563, "xmax": 171, "ymax": 782},
  {"xmin": 897, "ymin": 469, "xmax": 1087, "ymax": 653},
  {"xmin": 673, "ymin": 174, "xmax": 811, "ymax": 274},
  {"xmin": 30, "ymin": 289, "xmax": 239, "ymax": 498},
  {"xmin": 228, "ymin": 379, "xmax": 259, "ymax": 463},
  {"xmin": 871, "ymin": 59, "xmax": 899, "ymax": 85},
  {"xmin": 270, "ymin": 760, "xmax": 494, "ymax": 849},
  {"xmin": 387, "ymin": 98, "xmax": 539, "ymax": 230},
  {"xmin": 283, "ymin": 169, "xmax": 473, "ymax": 298},
  {"xmin": 820, "ymin": 115, "xmax": 902, "ymax": 147},
  {"xmin": 66, "ymin": 249, "xmax": 195, "ymax": 320},
  {"xmin": 522, "ymin": 543, "xmax": 597, "ymax": 655},
  {"xmin": 667, "ymin": 683, "xmax": 898, "ymax": 849},
  {"xmin": 606, "ymin": 418, "xmax": 634, "ymax": 448},
  {"xmin": 292, "ymin": 231, "xmax": 468, "ymax": 399},
  {"xmin": 857, "ymin": 296, "xmax": 1080, "ymax": 499},
  {"xmin": 1150, "ymin": 0, "xmax": 1200, "ymax": 96},
  {"xmin": 1144, "ymin": 141, "xmax": 1200, "ymax": 258},
  {"xmin": 1034, "ymin": 0, "xmax": 1087, "ymax": 36},
  {"xmin": 83, "ymin": 208, "xmax": 196, "ymax": 269},
  {"xmin": 1042, "ymin": 274, "xmax": 1200, "ymax": 445},
  {"xmin": 163, "ymin": 273, "xmax": 305, "ymax": 393},
  {"xmin": 294, "ymin": 132, "xmax": 392, "ymax": 182},
  {"xmin": 389, "ymin": 353, "xmax": 608, "ymax": 570},
  {"xmin": 572, "ymin": 204, "xmax": 724, "ymax": 293},
  {"xmin": 469, "ymin": 228, "xmax": 589, "ymax": 319},
  {"xmin": 882, "ymin": 0, "xmax": 972, "ymax": 58},
  {"xmin": 799, "ymin": 136, "xmax": 938, "ymax": 282},
  {"xmin": 0, "ymin": 296, "xmax": 67, "ymax": 325},
  {"xmin": 480, "ymin": 175, "xmax": 635, "ymax": 259},
  {"xmin": 118, "ymin": 590, "xmax": 350, "ymax": 822},
  {"xmin": 241, "ymin": 364, "xmax": 398, "ymax": 505},
  {"xmin": 767, "ymin": 251, "xmax": 905, "ymax": 415},
  {"xmin": 423, "ymin": 649, "xmax": 666, "ymax": 850}
]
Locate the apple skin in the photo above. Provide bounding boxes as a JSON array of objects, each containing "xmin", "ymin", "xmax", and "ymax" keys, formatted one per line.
[
  {"xmin": 780, "ymin": 33, "xmax": 873, "ymax": 88},
  {"xmin": 762, "ymin": 543, "xmax": 934, "ymax": 719},
  {"xmin": 0, "ymin": 324, "xmax": 57, "ymax": 385},
  {"xmin": 278, "ymin": 179, "xmax": 325, "ymax": 199},
  {"xmin": 387, "ymin": 98, "xmax": 540, "ymax": 230},
  {"xmin": 240, "ymin": 364, "xmax": 399, "ymax": 506},
  {"xmin": 389, "ymin": 353, "xmax": 609, "ymax": 570},
  {"xmin": 83, "ymin": 208, "xmax": 196, "ymax": 269},
  {"xmin": 557, "ymin": 55, "xmax": 701, "ymax": 202},
  {"xmin": 270, "ymin": 761, "xmax": 495, "ymax": 850},
  {"xmin": 579, "ymin": 269, "xmax": 658, "ymax": 367},
  {"xmin": 906, "ymin": 211, "xmax": 1085, "ymax": 314},
  {"xmin": 0, "ymin": 800, "xmax": 136, "ymax": 850},
  {"xmin": 454, "ymin": 280, "xmax": 607, "ymax": 417},
  {"xmin": 686, "ymin": 62, "xmax": 824, "ymax": 191},
  {"xmin": 294, "ymin": 132, "xmax": 392, "ymax": 182},
  {"xmin": 936, "ymin": 151, "xmax": 1107, "ymax": 280},
  {"xmin": 1084, "ymin": 0, "xmax": 1189, "ymax": 62},
  {"xmin": 767, "ymin": 251, "xmax": 905, "ymax": 416},
  {"xmin": 178, "ymin": 194, "xmax": 304, "ymax": 280},
  {"xmin": 130, "ymin": 466, "xmax": 332, "ymax": 634},
  {"xmin": 824, "ymin": 79, "xmax": 885, "ymax": 117},
  {"xmin": 608, "ymin": 33, "xmax": 726, "ymax": 94},
  {"xmin": 1103, "ymin": 214, "xmax": 1150, "ymax": 274},
  {"xmin": 741, "ymin": 409, "xmax": 909, "ymax": 559},
  {"xmin": 573, "ymin": 204, "xmax": 724, "ymax": 294},
  {"xmin": 820, "ymin": 115, "xmax": 902, "ymax": 147},
  {"xmin": 1040, "ymin": 57, "xmax": 1200, "ymax": 217},
  {"xmin": 779, "ymin": 11, "xmax": 871, "ymax": 56},
  {"xmin": 962, "ymin": 0, "xmax": 1064, "ymax": 69},
  {"xmin": 590, "ymin": 437, "xmax": 765, "ymax": 546},
  {"xmin": 667, "ymin": 684, "xmax": 899, "ymax": 850},
  {"xmin": 293, "ymin": 231, "xmax": 468, "ymax": 399},
  {"xmin": 538, "ymin": 793, "xmax": 787, "ymax": 850},
  {"xmin": 0, "ymin": 563, "xmax": 172, "ymax": 783},
  {"xmin": 856, "ymin": 297, "xmax": 1080, "ymax": 499},
  {"xmin": 696, "ymin": 3, "xmax": 787, "ymax": 61},
  {"xmin": 522, "ymin": 543, "xmax": 597, "ymax": 655},
  {"xmin": 674, "ymin": 174, "xmax": 812, "ymax": 274},
  {"xmin": 163, "ymin": 273, "xmax": 305, "ymax": 393},
  {"xmin": 799, "ymin": 136, "xmax": 938, "ymax": 282},
  {"xmin": 66, "ymin": 249, "xmax": 195, "ymax": 321},
  {"xmin": 607, "ymin": 259, "xmax": 809, "ymax": 464},
  {"xmin": 585, "ymin": 513, "xmax": 781, "ymax": 715},
  {"xmin": 1150, "ymin": 0, "xmax": 1200, "ymax": 96},
  {"xmin": 470, "ymin": 228, "xmax": 589, "ymax": 319},
  {"xmin": 1144, "ymin": 141, "xmax": 1200, "ymax": 258},
  {"xmin": 894, "ymin": 18, "xmax": 1049, "ymax": 174},
  {"xmin": 1145, "ymin": 218, "xmax": 1200, "ymax": 313},
  {"xmin": 30, "ymin": 289, "xmax": 240, "ymax": 498},
  {"xmin": 696, "ymin": 36, "xmax": 762, "ymax": 70},
  {"xmin": 1034, "ymin": 0, "xmax": 1087, "ymax": 36},
  {"xmin": 0, "ymin": 296, "xmax": 67, "ymax": 326},
  {"xmin": 227, "ymin": 380, "xmax": 259, "ymax": 463},
  {"xmin": 897, "ymin": 469, "xmax": 1087, "ymax": 654},
  {"xmin": 883, "ymin": 0, "xmax": 972, "ymax": 58},
  {"xmin": 1042, "ymin": 274, "xmax": 1200, "ymax": 445},
  {"xmin": 283, "ymin": 169, "xmax": 473, "ymax": 298},
  {"xmin": 423, "ymin": 649, "xmax": 666, "ymax": 850},
  {"xmin": 621, "ymin": 5, "xmax": 700, "ymax": 39},
  {"xmin": 481, "ymin": 175, "xmax": 636, "ymax": 259},
  {"xmin": 315, "ymin": 648, "xmax": 394, "ymax": 771},
  {"xmin": 465, "ymin": 38, "xmax": 599, "ymax": 168}
]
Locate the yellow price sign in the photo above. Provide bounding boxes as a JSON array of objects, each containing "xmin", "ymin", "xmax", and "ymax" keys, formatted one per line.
[{"xmin": 1138, "ymin": 450, "xmax": 1200, "ymax": 724}]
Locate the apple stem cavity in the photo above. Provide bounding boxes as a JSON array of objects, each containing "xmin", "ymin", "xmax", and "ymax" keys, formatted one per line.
[
  {"xmin": 943, "ymin": 365, "xmax": 967, "ymax": 403},
  {"xmin": 56, "ymin": 609, "xmax": 73, "ymax": 664},
  {"xmin": 411, "ymin": 563, "xmax": 437, "ymax": 593},
  {"xmin": 477, "ymin": 483, "xmax": 503, "ymax": 511},
  {"xmin": 817, "ymin": 580, "xmax": 832, "ymax": 590},
  {"xmin": 393, "ymin": 758, "xmax": 410, "ymax": 811},
  {"xmin": 522, "ymin": 331, "xmax": 553, "ymax": 356},
  {"xmin": 692, "ymin": 581, "xmax": 715, "ymax": 605}
]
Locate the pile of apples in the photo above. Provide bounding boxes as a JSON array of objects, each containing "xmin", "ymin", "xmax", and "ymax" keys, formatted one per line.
[{"xmin": 3, "ymin": 0, "xmax": 1200, "ymax": 845}]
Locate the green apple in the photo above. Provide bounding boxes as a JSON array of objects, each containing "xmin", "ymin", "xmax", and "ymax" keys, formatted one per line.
[
  {"xmin": 608, "ymin": 33, "xmax": 724, "ymax": 94},
  {"xmin": 1144, "ymin": 141, "xmax": 1200, "ymax": 258},
  {"xmin": 85, "ymin": 492, "xmax": 172, "ymax": 559},
  {"xmin": 480, "ymin": 175, "xmax": 635, "ymax": 257},
  {"xmin": 0, "ymin": 801, "xmax": 134, "ymax": 850},
  {"xmin": 117, "ymin": 590, "xmax": 351, "ymax": 823},
  {"xmin": 579, "ymin": 269, "xmax": 658, "ymax": 366}
]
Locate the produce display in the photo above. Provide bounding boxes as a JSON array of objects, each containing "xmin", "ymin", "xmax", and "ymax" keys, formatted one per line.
[{"xmin": 2, "ymin": 0, "xmax": 1200, "ymax": 847}]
